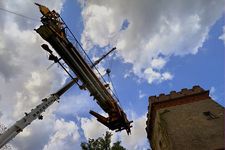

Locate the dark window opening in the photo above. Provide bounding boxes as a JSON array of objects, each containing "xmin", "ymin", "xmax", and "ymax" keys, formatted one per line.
[{"xmin": 203, "ymin": 111, "xmax": 218, "ymax": 120}]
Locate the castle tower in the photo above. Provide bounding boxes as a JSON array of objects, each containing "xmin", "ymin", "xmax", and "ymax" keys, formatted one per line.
[{"xmin": 146, "ymin": 86, "xmax": 224, "ymax": 150}]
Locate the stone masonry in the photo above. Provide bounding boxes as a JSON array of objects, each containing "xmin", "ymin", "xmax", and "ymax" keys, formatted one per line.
[{"xmin": 146, "ymin": 85, "xmax": 224, "ymax": 150}]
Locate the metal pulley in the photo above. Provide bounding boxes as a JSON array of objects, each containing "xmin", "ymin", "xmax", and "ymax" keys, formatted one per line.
[{"xmin": 106, "ymin": 68, "xmax": 111, "ymax": 75}]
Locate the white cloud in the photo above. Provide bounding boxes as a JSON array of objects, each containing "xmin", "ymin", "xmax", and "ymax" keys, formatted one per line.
[
  {"xmin": 12, "ymin": 114, "xmax": 57, "ymax": 150},
  {"xmin": 10, "ymin": 112, "xmax": 80, "ymax": 150},
  {"xmin": 81, "ymin": 4, "xmax": 121, "ymax": 50},
  {"xmin": 118, "ymin": 115, "xmax": 149, "ymax": 150},
  {"xmin": 43, "ymin": 118, "xmax": 80, "ymax": 150},
  {"xmin": 210, "ymin": 86, "xmax": 217, "ymax": 100},
  {"xmin": 56, "ymin": 92, "xmax": 96, "ymax": 116},
  {"xmin": 80, "ymin": 113, "xmax": 150, "ymax": 150},
  {"xmin": 138, "ymin": 90, "xmax": 146, "ymax": 99},
  {"xmin": 144, "ymin": 67, "xmax": 173, "ymax": 84},
  {"xmin": 81, "ymin": 115, "xmax": 109, "ymax": 140},
  {"xmin": 0, "ymin": 0, "xmax": 66, "ymax": 120},
  {"xmin": 0, "ymin": 0, "xmax": 67, "ymax": 149},
  {"xmin": 219, "ymin": 25, "xmax": 225, "ymax": 45},
  {"xmin": 80, "ymin": 0, "xmax": 224, "ymax": 84},
  {"xmin": 162, "ymin": 72, "xmax": 173, "ymax": 81},
  {"xmin": 151, "ymin": 57, "xmax": 167, "ymax": 70}
]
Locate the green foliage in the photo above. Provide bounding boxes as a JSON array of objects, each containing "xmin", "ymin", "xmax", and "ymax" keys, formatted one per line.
[
  {"xmin": 81, "ymin": 131, "xmax": 126, "ymax": 150},
  {"xmin": 111, "ymin": 141, "xmax": 126, "ymax": 150}
]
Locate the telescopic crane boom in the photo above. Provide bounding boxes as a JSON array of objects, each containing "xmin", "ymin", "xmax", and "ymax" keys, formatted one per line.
[
  {"xmin": 0, "ymin": 80, "xmax": 76, "ymax": 149},
  {"xmin": 35, "ymin": 3, "xmax": 132, "ymax": 134}
]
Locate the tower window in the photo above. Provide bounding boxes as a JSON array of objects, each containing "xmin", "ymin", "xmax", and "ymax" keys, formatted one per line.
[{"xmin": 203, "ymin": 111, "xmax": 218, "ymax": 120}]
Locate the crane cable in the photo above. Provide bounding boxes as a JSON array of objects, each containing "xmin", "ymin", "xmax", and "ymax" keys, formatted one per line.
[
  {"xmin": 104, "ymin": 50, "xmax": 123, "ymax": 107},
  {"xmin": 0, "ymin": 7, "xmax": 39, "ymax": 22},
  {"xmin": 106, "ymin": 68, "xmax": 121, "ymax": 104},
  {"xmin": 60, "ymin": 17, "xmax": 121, "ymax": 101},
  {"xmin": 0, "ymin": 6, "xmax": 124, "ymax": 107}
]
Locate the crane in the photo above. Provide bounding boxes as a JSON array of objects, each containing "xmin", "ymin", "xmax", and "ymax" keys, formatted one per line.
[
  {"xmin": 0, "ymin": 79, "xmax": 76, "ymax": 148},
  {"xmin": 35, "ymin": 3, "xmax": 132, "ymax": 134},
  {"xmin": 0, "ymin": 3, "xmax": 132, "ymax": 148}
]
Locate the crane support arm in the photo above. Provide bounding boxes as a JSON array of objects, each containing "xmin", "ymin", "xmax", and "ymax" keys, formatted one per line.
[{"xmin": 0, "ymin": 80, "xmax": 76, "ymax": 148}]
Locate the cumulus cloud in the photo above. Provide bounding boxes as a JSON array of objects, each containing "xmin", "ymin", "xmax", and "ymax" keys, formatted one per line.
[
  {"xmin": 80, "ymin": 113, "xmax": 149, "ymax": 150},
  {"xmin": 12, "ymin": 114, "xmax": 58, "ymax": 150},
  {"xmin": 57, "ymin": 92, "xmax": 96, "ymax": 116},
  {"xmin": 0, "ymin": 0, "xmax": 66, "ymax": 119},
  {"xmin": 144, "ymin": 67, "xmax": 173, "ymax": 84},
  {"xmin": 150, "ymin": 57, "xmax": 167, "ymax": 70},
  {"xmin": 81, "ymin": 4, "xmax": 120, "ymax": 50},
  {"xmin": 138, "ymin": 90, "xmax": 146, "ymax": 99},
  {"xmin": 43, "ymin": 118, "xmax": 80, "ymax": 150},
  {"xmin": 219, "ymin": 25, "xmax": 225, "ymax": 45},
  {"xmin": 1, "ymin": 0, "xmax": 224, "ymax": 149},
  {"xmin": 0, "ymin": 1, "xmax": 111, "ymax": 150},
  {"xmin": 210, "ymin": 86, "xmax": 217, "ymax": 100},
  {"xmin": 0, "ymin": 0, "xmax": 67, "ymax": 149},
  {"xmin": 80, "ymin": 0, "xmax": 224, "ymax": 84},
  {"xmin": 10, "ymin": 113, "xmax": 80, "ymax": 150},
  {"xmin": 118, "ymin": 114, "xmax": 149, "ymax": 150},
  {"xmin": 81, "ymin": 114, "xmax": 109, "ymax": 140}
]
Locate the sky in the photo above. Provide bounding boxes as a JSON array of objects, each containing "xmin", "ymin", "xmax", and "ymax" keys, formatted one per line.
[{"xmin": 0, "ymin": 0, "xmax": 224, "ymax": 150}]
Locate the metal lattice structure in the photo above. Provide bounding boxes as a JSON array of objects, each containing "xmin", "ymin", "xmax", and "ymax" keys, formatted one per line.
[{"xmin": 35, "ymin": 3, "xmax": 132, "ymax": 134}]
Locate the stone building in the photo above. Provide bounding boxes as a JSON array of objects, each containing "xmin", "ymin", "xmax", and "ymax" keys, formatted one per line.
[{"xmin": 146, "ymin": 86, "xmax": 224, "ymax": 150}]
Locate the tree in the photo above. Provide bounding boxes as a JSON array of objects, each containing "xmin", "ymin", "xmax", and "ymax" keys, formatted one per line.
[
  {"xmin": 81, "ymin": 131, "xmax": 126, "ymax": 150},
  {"xmin": 111, "ymin": 141, "xmax": 125, "ymax": 150}
]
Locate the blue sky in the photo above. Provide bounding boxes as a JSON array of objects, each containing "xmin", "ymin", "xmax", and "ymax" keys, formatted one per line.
[
  {"xmin": 59, "ymin": 0, "xmax": 224, "ymax": 148},
  {"xmin": 60, "ymin": 0, "xmax": 224, "ymax": 113},
  {"xmin": 0, "ymin": 0, "xmax": 224, "ymax": 150}
]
